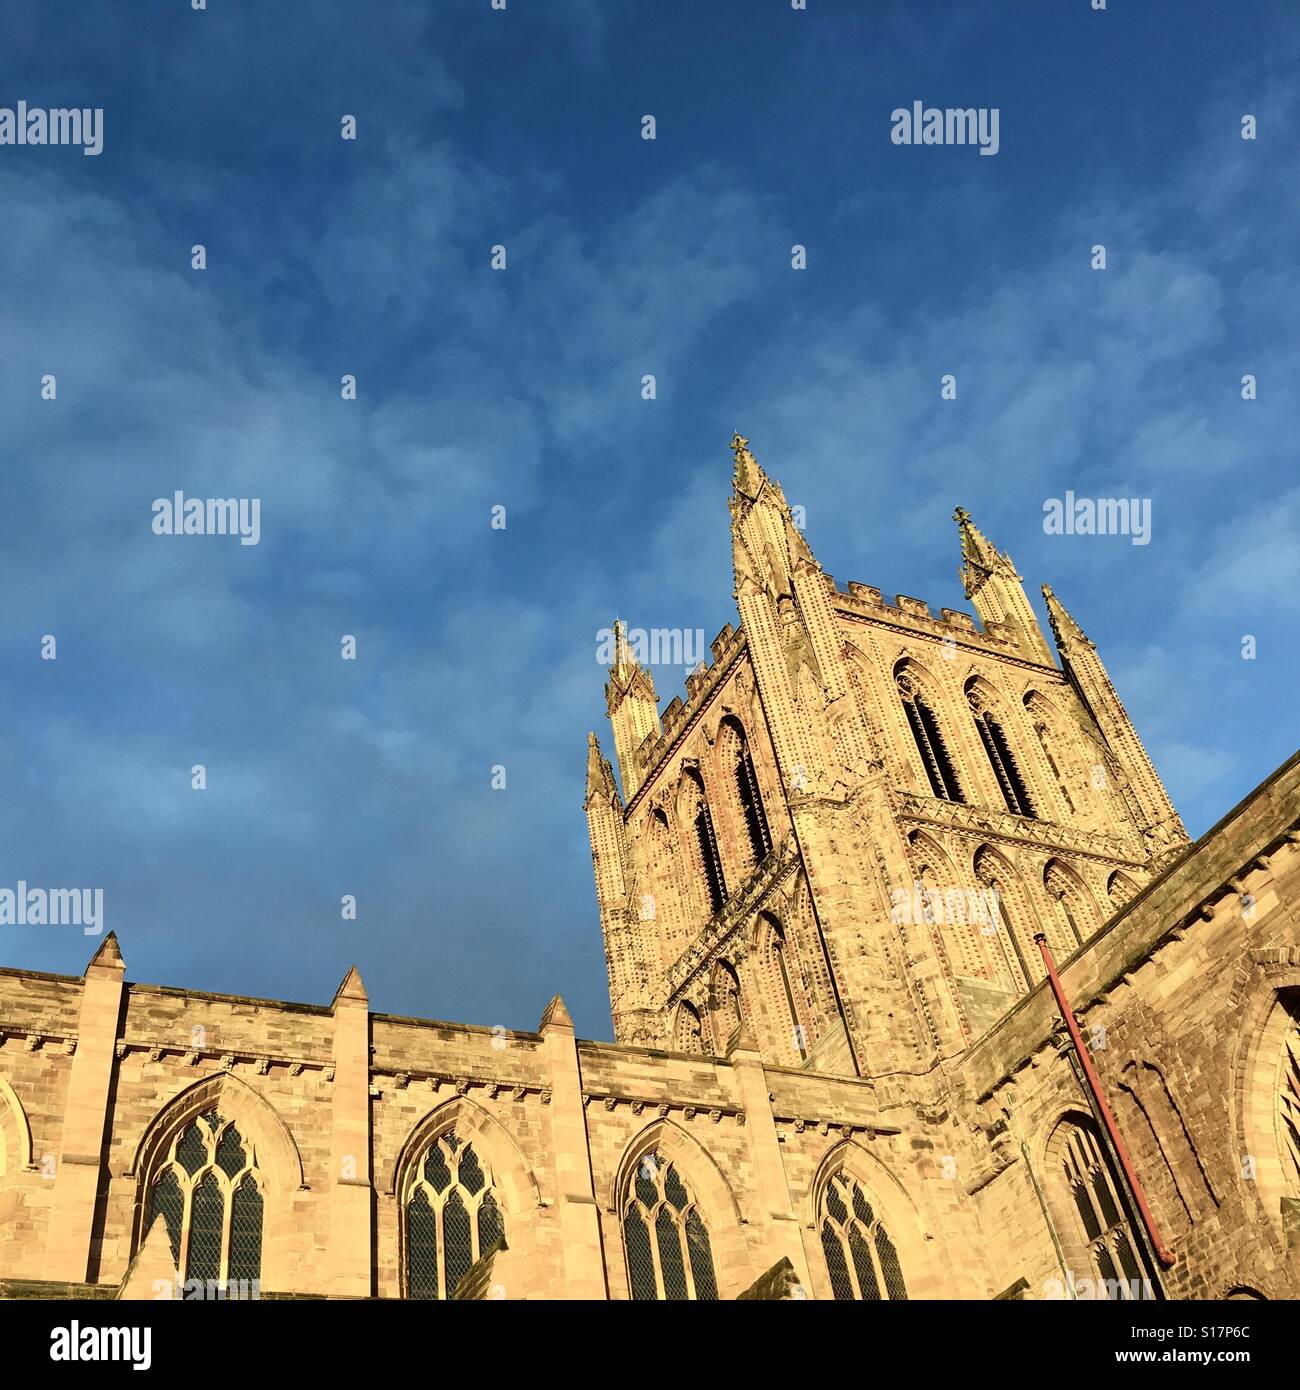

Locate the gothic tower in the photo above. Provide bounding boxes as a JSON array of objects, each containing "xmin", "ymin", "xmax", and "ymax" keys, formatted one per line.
[{"xmin": 586, "ymin": 434, "xmax": 1190, "ymax": 1083}]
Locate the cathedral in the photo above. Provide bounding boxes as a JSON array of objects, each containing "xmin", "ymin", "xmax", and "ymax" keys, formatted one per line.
[{"xmin": 1, "ymin": 434, "xmax": 1297, "ymax": 1301}]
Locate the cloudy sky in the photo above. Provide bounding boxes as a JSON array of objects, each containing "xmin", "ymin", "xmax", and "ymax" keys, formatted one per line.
[{"xmin": 1, "ymin": 1, "xmax": 1296, "ymax": 1037}]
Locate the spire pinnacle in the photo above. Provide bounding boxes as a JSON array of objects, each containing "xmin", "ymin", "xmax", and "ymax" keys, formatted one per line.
[
  {"xmin": 731, "ymin": 431, "xmax": 768, "ymax": 502},
  {"xmin": 1041, "ymin": 584, "xmax": 1095, "ymax": 652},
  {"xmin": 605, "ymin": 619, "xmax": 658, "ymax": 711},
  {"xmin": 954, "ymin": 505, "xmax": 1015, "ymax": 597}
]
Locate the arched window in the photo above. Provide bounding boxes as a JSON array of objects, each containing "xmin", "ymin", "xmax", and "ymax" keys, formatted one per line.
[
  {"xmin": 681, "ymin": 769, "xmax": 727, "ymax": 915},
  {"xmin": 622, "ymin": 1150, "xmax": 717, "ymax": 1301},
  {"xmin": 722, "ymin": 718, "xmax": 772, "ymax": 869},
  {"xmin": 1047, "ymin": 1117, "xmax": 1156, "ymax": 1300},
  {"xmin": 405, "ymin": 1129, "xmax": 505, "ymax": 1300},
  {"xmin": 674, "ymin": 1001, "xmax": 704, "ymax": 1055},
  {"xmin": 1025, "ymin": 691, "xmax": 1076, "ymax": 816},
  {"xmin": 819, "ymin": 1171, "xmax": 907, "ymax": 1301},
  {"xmin": 896, "ymin": 666, "xmax": 963, "ymax": 803},
  {"xmin": 1044, "ymin": 859, "xmax": 1099, "ymax": 949},
  {"xmin": 709, "ymin": 960, "xmax": 743, "ymax": 1049},
  {"xmin": 144, "ymin": 1111, "xmax": 263, "ymax": 1291},
  {"xmin": 974, "ymin": 847, "xmax": 1036, "ymax": 992},
  {"xmin": 769, "ymin": 919, "xmax": 807, "ymax": 1061},
  {"xmin": 1107, "ymin": 870, "xmax": 1140, "ymax": 913},
  {"xmin": 645, "ymin": 807, "xmax": 689, "ymax": 961},
  {"xmin": 1279, "ymin": 994, "xmax": 1300, "ymax": 1193},
  {"xmin": 968, "ymin": 683, "xmax": 1034, "ymax": 818}
]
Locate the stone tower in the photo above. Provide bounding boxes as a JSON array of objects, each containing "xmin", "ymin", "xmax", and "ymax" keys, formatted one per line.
[{"xmin": 586, "ymin": 434, "xmax": 1189, "ymax": 1083}]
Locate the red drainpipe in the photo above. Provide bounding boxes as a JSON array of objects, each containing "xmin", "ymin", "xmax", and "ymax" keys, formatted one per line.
[{"xmin": 1034, "ymin": 933, "xmax": 1176, "ymax": 1269}]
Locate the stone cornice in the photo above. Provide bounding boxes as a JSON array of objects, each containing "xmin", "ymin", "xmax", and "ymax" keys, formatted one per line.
[
  {"xmin": 892, "ymin": 788, "xmax": 1146, "ymax": 866},
  {"xmin": 665, "ymin": 841, "xmax": 802, "ymax": 1001}
]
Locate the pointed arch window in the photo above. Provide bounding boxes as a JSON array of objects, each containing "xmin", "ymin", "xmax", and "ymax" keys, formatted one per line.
[
  {"xmin": 819, "ymin": 1171, "xmax": 907, "ymax": 1301},
  {"xmin": 1049, "ymin": 1118, "xmax": 1157, "ymax": 1299},
  {"xmin": 622, "ymin": 1151, "xmax": 717, "ymax": 1301},
  {"xmin": 683, "ymin": 769, "xmax": 727, "ymax": 915},
  {"xmin": 1279, "ymin": 994, "xmax": 1300, "ymax": 1193},
  {"xmin": 709, "ymin": 960, "xmax": 743, "ymax": 1048},
  {"xmin": 674, "ymin": 1001, "xmax": 704, "ymax": 1055},
  {"xmin": 973, "ymin": 848, "xmax": 1039, "ymax": 992},
  {"xmin": 896, "ymin": 668, "xmax": 963, "ymax": 803},
  {"xmin": 724, "ymin": 720, "xmax": 772, "ymax": 867},
  {"xmin": 144, "ymin": 1111, "xmax": 263, "ymax": 1292},
  {"xmin": 769, "ymin": 920, "xmax": 808, "ymax": 1061},
  {"xmin": 405, "ymin": 1129, "xmax": 506, "ymax": 1300},
  {"xmin": 1025, "ymin": 692, "xmax": 1076, "ymax": 815},
  {"xmin": 1044, "ymin": 859, "xmax": 1098, "ymax": 949},
  {"xmin": 968, "ymin": 686, "xmax": 1034, "ymax": 817},
  {"xmin": 1107, "ymin": 870, "xmax": 1140, "ymax": 913}
]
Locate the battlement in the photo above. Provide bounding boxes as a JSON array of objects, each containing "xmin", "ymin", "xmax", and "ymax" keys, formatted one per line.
[
  {"xmin": 625, "ymin": 623, "xmax": 747, "ymax": 811},
  {"xmin": 828, "ymin": 573, "xmax": 1025, "ymax": 655}
]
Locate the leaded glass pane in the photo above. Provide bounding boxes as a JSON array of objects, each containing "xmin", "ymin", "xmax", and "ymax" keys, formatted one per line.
[
  {"xmin": 850, "ymin": 1181, "xmax": 874, "ymax": 1227},
  {"xmin": 443, "ymin": 1190, "xmax": 474, "ymax": 1299},
  {"xmin": 176, "ymin": 1122, "xmax": 207, "ymax": 1176},
  {"xmin": 477, "ymin": 1191, "xmax": 504, "ymax": 1253},
  {"xmin": 822, "ymin": 1222, "xmax": 855, "ymax": 1301},
  {"xmin": 848, "ymin": 1226, "xmax": 881, "ymax": 1301},
  {"xmin": 684, "ymin": 1209, "xmax": 717, "ymax": 1301},
  {"xmin": 187, "ymin": 1171, "xmax": 224, "ymax": 1284},
  {"xmin": 635, "ymin": 1155, "xmax": 658, "ymax": 1209},
  {"xmin": 664, "ymin": 1164, "xmax": 689, "ymax": 1211},
  {"xmin": 406, "ymin": 1188, "xmax": 439, "ymax": 1300},
  {"xmin": 624, "ymin": 1210, "xmax": 657, "ymax": 1300},
  {"xmin": 148, "ymin": 1169, "xmax": 184, "ymax": 1262},
  {"xmin": 1091, "ymin": 1165, "xmax": 1121, "ymax": 1229},
  {"xmin": 445, "ymin": 1131, "xmax": 461, "ymax": 1152},
  {"xmin": 1095, "ymin": 1241, "xmax": 1120, "ymax": 1294},
  {"xmin": 424, "ymin": 1142, "xmax": 452, "ymax": 1193},
  {"xmin": 1074, "ymin": 1179, "xmax": 1102, "ymax": 1239},
  {"xmin": 824, "ymin": 1177, "xmax": 848, "ymax": 1223},
  {"xmin": 458, "ymin": 1144, "xmax": 485, "ymax": 1195},
  {"xmin": 875, "ymin": 1223, "xmax": 907, "ymax": 1300},
  {"xmin": 201, "ymin": 1112, "xmax": 222, "ymax": 1133},
  {"xmin": 215, "ymin": 1124, "xmax": 246, "ymax": 1179},
  {"xmin": 229, "ymin": 1175, "xmax": 263, "ymax": 1285},
  {"xmin": 655, "ymin": 1207, "xmax": 688, "ymax": 1300},
  {"xmin": 1114, "ymin": 1231, "xmax": 1143, "ymax": 1290}
]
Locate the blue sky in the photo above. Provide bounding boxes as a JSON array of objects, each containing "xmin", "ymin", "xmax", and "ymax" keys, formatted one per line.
[{"xmin": 1, "ymin": 1, "xmax": 1296, "ymax": 1037}]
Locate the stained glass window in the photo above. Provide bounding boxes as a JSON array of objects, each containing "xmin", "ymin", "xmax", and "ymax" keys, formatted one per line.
[
  {"xmin": 621, "ymin": 1151, "xmax": 718, "ymax": 1300},
  {"xmin": 819, "ymin": 1172, "xmax": 907, "ymax": 1301},
  {"xmin": 143, "ymin": 1110, "xmax": 263, "ymax": 1294},
  {"xmin": 404, "ymin": 1129, "xmax": 506, "ymax": 1300}
]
